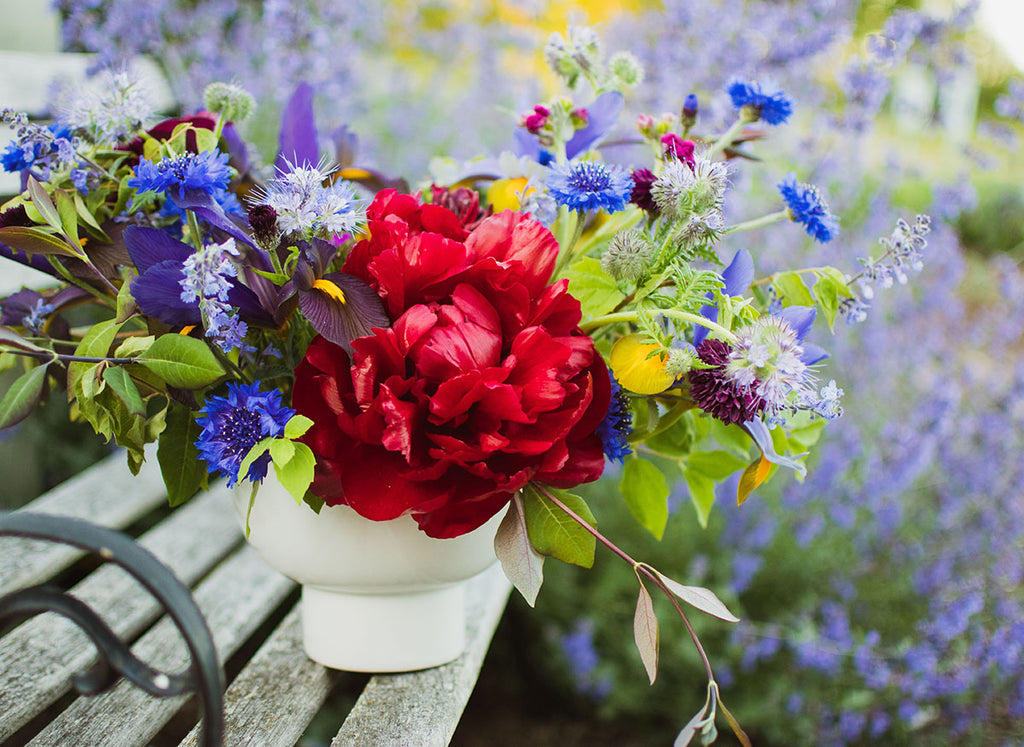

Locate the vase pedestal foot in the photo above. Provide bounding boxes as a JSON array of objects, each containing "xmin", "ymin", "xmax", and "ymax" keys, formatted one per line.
[{"xmin": 301, "ymin": 583, "xmax": 467, "ymax": 672}]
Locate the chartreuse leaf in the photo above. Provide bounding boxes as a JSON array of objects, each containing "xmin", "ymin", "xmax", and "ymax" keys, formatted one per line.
[
  {"xmin": 0, "ymin": 362, "xmax": 51, "ymax": 428},
  {"xmin": 812, "ymin": 274, "xmax": 840, "ymax": 330},
  {"xmin": 273, "ymin": 441, "xmax": 316, "ymax": 504},
  {"xmin": 620, "ymin": 457, "xmax": 669, "ymax": 540},
  {"xmin": 644, "ymin": 409, "xmax": 697, "ymax": 458},
  {"xmin": 633, "ymin": 576, "xmax": 659, "ymax": 685},
  {"xmin": 521, "ymin": 483, "xmax": 596, "ymax": 568},
  {"xmin": 815, "ymin": 266, "xmax": 853, "ymax": 296},
  {"xmin": 683, "ymin": 468, "xmax": 715, "ymax": 528},
  {"xmin": 138, "ymin": 335, "xmax": 224, "ymax": 388},
  {"xmin": 27, "ymin": 176, "xmax": 62, "ymax": 232},
  {"xmin": 116, "ymin": 269, "xmax": 138, "ymax": 323},
  {"xmin": 564, "ymin": 256, "xmax": 625, "ymax": 318},
  {"xmin": 158, "ymin": 401, "xmax": 208, "ymax": 506},
  {"xmin": 54, "ymin": 189, "xmax": 80, "ymax": 247},
  {"xmin": 771, "ymin": 270, "xmax": 815, "ymax": 307},
  {"xmin": 284, "ymin": 414, "xmax": 314, "ymax": 439},
  {"xmin": 685, "ymin": 450, "xmax": 747, "ymax": 480},
  {"xmin": 494, "ymin": 492, "xmax": 545, "ymax": 606},
  {"xmin": 102, "ymin": 367, "xmax": 145, "ymax": 416},
  {"xmin": 707, "ymin": 419, "xmax": 752, "ymax": 459}
]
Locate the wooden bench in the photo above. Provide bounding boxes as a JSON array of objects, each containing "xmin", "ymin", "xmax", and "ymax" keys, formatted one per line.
[{"xmin": 0, "ymin": 452, "xmax": 512, "ymax": 745}]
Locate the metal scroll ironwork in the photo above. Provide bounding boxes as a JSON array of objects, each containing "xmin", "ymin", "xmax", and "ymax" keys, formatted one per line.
[{"xmin": 0, "ymin": 512, "xmax": 225, "ymax": 745}]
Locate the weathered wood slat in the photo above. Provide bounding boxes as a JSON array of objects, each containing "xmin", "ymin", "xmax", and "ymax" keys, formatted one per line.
[
  {"xmin": 0, "ymin": 452, "xmax": 167, "ymax": 597},
  {"xmin": 179, "ymin": 608, "xmax": 342, "ymax": 747},
  {"xmin": 29, "ymin": 544, "xmax": 294, "ymax": 746},
  {"xmin": 0, "ymin": 486, "xmax": 240, "ymax": 742},
  {"xmin": 332, "ymin": 565, "xmax": 511, "ymax": 747}
]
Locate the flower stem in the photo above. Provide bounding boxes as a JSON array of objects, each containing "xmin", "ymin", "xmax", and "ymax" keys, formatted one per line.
[
  {"xmin": 536, "ymin": 484, "xmax": 717, "ymax": 683},
  {"xmin": 723, "ymin": 210, "xmax": 788, "ymax": 235},
  {"xmin": 579, "ymin": 309, "xmax": 737, "ymax": 342},
  {"xmin": 708, "ymin": 117, "xmax": 746, "ymax": 159}
]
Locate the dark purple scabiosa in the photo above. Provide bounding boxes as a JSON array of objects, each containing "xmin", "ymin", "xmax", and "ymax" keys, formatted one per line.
[
  {"xmin": 726, "ymin": 78, "xmax": 793, "ymax": 125},
  {"xmin": 195, "ymin": 382, "xmax": 295, "ymax": 487},
  {"xmin": 688, "ymin": 338, "xmax": 766, "ymax": 425},
  {"xmin": 629, "ymin": 167, "xmax": 658, "ymax": 214},
  {"xmin": 778, "ymin": 173, "xmax": 839, "ymax": 243},
  {"xmin": 247, "ymin": 203, "xmax": 280, "ymax": 250},
  {"xmin": 547, "ymin": 159, "xmax": 633, "ymax": 214},
  {"xmin": 597, "ymin": 372, "xmax": 633, "ymax": 463}
]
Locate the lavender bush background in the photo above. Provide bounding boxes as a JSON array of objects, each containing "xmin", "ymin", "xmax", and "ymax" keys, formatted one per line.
[{"xmin": 45, "ymin": 0, "xmax": 1024, "ymax": 742}]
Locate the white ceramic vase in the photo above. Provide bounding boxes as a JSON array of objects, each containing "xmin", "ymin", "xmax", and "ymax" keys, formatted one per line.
[{"xmin": 232, "ymin": 475, "xmax": 501, "ymax": 673}]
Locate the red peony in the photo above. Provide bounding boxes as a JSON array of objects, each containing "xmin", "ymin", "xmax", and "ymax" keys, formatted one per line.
[{"xmin": 292, "ymin": 190, "xmax": 610, "ymax": 538}]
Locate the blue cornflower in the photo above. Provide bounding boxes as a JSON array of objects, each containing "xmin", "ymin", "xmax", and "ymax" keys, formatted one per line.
[
  {"xmin": 726, "ymin": 78, "xmax": 793, "ymax": 125},
  {"xmin": 128, "ymin": 150, "xmax": 232, "ymax": 201},
  {"xmin": 195, "ymin": 382, "xmax": 295, "ymax": 487},
  {"xmin": 546, "ymin": 159, "xmax": 633, "ymax": 214},
  {"xmin": 778, "ymin": 173, "xmax": 839, "ymax": 243},
  {"xmin": 179, "ymin": 238, "xmax": 255, "ymax": 354},
  {"xmin": 597, "ymin": 372, "xmax": 633, "ymax": 463}
]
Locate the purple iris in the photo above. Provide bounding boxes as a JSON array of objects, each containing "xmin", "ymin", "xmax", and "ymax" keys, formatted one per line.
[{"xmin": 123, "ymin": 226, "xmax": 271, "ymax": 328}]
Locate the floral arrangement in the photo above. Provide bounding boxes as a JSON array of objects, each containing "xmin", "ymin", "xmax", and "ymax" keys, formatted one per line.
[{"xmin": 0, "ymin": 28, "xmax": 929, "ymax": 744}]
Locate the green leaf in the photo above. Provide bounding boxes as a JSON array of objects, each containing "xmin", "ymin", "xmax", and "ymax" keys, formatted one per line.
[
  {"xmin": 157, "ymin": 402, "xmax": 208, "ymax": 506},
  {"xmin": 521, "ymin": 483, "xmax": 597, "ymax": 568},
  {"xmin": 812, "ymin": 274, "xmax": 840, "ymax": 330},
  {"xmin": 138, "ymin": 334, "xmax": 224, "ymax": 388},
  {"xmin": 707, "ymin": 419, "xmax": 753, "ymax": 459},
  {"xmin": 55, "ymin": 189, "xmax": 80, "ymax": 247},
  {"xmin": 114, "ymin": 335, "xmax": 154, "ymax": 358},
  {"xmin": 644, "ymin": 409, "xmax": 697, "ymax": 458},
  {"xmin": 494, "ymin": 493, "xmax": 545, "ymax": 606},
  {"xmin": 249, "ymin": 267, "xmax": 290, "ymax": 284},
  {"xmin": 683, "ymin": 468, "xmax": 716, "ymax": 528},
  {"xmin": 0, "ymin": 325, "xmax": 50, "ymax": 354},
  {"xmin": 273, "ymin": 442, "xmax": 316, "ymax": 503},
  {"xmin": 116, "ymin": 268, "xmax": 138, "ymax": 323},
  {"xmin": 284, "ymin": 414, "xmax": 314, "ymax": 439},
  {"xmin": 620, "ymin": 457, "xmax": 669, "ymax": 540},
  {"xmin": 69, "ymin": 318, "xmax": 124, "ymax": 396},
  {"xmin": 27, "ymin": 176, "xmax": 62, "ymax": 232},
  {"xmin": 101, "ymin": 366, "xmax": 146, "ymax": 416},
  {"xmin": 771, "ymin": 270, "xmax": 815, "ymax": 307},
  {"xmin": 685, "ymin": 450, "xmax": 747, "ymax": 480},
  {"xmin": 74, "ymin": 192, "xmax": 110, "ymax": 238},
  {"xmin": 564, "ymin": 256, "xmax": 625, "ymax": 318},
  {"xmin": 815, "ymin": 266, "xmax": 853, "ymax": 297},
  {"xmin": 0, "ymin": 226, "xmax": 83, "ymax": 258},
  {"xmin": 788, "ymin": 419, "xmax": 826, "ymax": 451},
  {"xmin": 0, "ymin": 362, "xmax": 50, "ymax": 428}
]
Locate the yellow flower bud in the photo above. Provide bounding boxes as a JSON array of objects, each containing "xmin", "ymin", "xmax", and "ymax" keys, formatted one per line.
[{"xmin": 609, "ymin": 334, "xmax": 676, "ymax": 395}]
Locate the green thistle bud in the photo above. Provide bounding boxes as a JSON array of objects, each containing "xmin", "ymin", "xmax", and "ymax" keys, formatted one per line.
[
  {"xmin": 602, "ymin": 230, "xmax": 657, "ymax": 284},
  {"xmin": 203, "ymin": 82, "xmax": 256, "ymax": 123},
  {"xmin": 665, "ymin": 347, "xmax": 696, "ymax": 379},
  {"xmin": 607, "ymin": 52, "xmax": 644, "ymax": 88}
]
